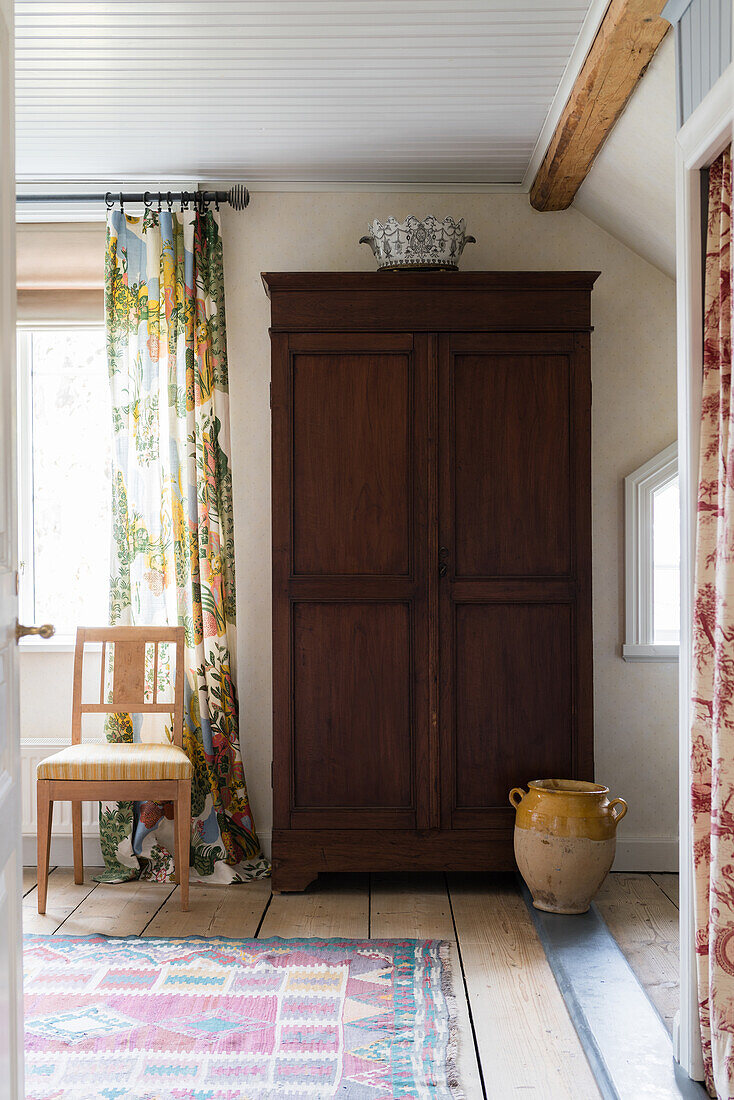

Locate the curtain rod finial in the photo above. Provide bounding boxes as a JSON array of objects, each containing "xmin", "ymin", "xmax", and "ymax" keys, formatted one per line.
[{"xmin": 227, "ymin": 184, "xmax": 250, "ymax": 211}]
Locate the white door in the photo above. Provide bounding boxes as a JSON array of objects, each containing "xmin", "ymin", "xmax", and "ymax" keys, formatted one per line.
[{"xmin": 0, "ymin": 0, "xmax": 23, "ymax": 1095}]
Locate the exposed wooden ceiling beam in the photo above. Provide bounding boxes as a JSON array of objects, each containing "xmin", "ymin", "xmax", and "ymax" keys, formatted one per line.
[{"xmin": 529, "ymin": 0, "xmax": 669, "ymax": 212}]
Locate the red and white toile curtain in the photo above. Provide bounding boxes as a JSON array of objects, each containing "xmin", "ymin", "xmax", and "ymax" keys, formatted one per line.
[{"xmin": 692, "ymin": 144, "xmax": 734, "ymax": 1097}]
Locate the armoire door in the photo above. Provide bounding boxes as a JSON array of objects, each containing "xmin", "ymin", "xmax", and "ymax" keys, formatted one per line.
[
  {"xmin": 438, "ymin": 332, "xmax": 593, "ymax": 832},
  {"xmin": 271, "ymin": 331, "xmax": 433, "ymax": 834}
]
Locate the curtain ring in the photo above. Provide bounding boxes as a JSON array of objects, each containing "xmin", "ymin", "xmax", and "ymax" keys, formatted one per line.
[
  {"xmin": 118, "ymin": 191, "xmax": 124, "ymax": 212},
  {"xmin": 214, "ymin": 193, "xmax": 220, "ymax": 212},
  {"xmin": 180, "ymin": 190, "xmax": 189, "ymax": 210},
  {"xmin": 143, "ymin": 191, "xmax": 153, "ymax": 209},
  {"xmin": 157, "ymin": 192, "xmax": 162, "ymax": 213},
  {"xmin": 166, "ymin": 191, "xmax": 173, "ymax": 212},
  {"xmin": 104, "ymin": 191, "xmax": 114, "ymax": 210}
]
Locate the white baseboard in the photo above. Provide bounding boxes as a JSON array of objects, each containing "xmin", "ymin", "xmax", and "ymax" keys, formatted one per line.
[
  {"xmin": 23, "ymin": 827, "xmax": 273, "ymax": 870},
  {"xmin": 23, "ymin": 833, "xmax": 103, "ymax": 868},
  {"xmin": 258, "ymin": 830, "xmax": 272, "ymax": 861},
  {"xmin": 613, "ymin": 836, "xmax": 679, "ymax": 872}
]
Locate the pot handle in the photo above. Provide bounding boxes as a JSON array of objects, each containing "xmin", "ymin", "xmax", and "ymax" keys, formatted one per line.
[
  {"xmin": 609, "ymin": 797, "xmax": 628, "ymax": 824},
  {"xmin": 509, "ymin": 787, "xmax": 526, "ymax": 809},
  {"xmin": 465, "ymin": 236, "xmax": 477, "ymax": 244},
  {"xmin": 359, "ymin": 235, "xmax": 373, "ymax": 245}
]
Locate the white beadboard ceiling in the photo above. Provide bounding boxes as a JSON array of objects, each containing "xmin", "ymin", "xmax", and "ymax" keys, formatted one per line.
[{"xmin": 15, "ymin": 0, "xmax": 605, "ymax": 184}]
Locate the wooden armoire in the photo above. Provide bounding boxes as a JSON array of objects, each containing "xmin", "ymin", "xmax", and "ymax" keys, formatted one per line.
[{"xmin": 263, "ymin": 271, "xmax": 598, "ymax": 892}]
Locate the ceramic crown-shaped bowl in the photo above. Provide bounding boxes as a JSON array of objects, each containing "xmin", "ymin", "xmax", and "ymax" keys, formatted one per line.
[{"xmin": 360, "ymin": 215, "xmax": 476, "ymax": 271}]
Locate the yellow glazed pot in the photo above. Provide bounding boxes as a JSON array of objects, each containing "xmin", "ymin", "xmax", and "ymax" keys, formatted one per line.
[{"xmin": 509, "ymin": 779, "xmax": 628, "ymax": 915}]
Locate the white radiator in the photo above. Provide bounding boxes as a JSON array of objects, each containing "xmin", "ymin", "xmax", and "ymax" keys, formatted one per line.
[{"xmin": 21, "ymin": 741, "xmax": 102, "ymax": 866}]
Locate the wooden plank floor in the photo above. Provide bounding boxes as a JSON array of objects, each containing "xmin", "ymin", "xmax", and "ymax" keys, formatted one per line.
[{"xmin": 21, "ymin": 868, "xmax": 678, "ymax": 1098}]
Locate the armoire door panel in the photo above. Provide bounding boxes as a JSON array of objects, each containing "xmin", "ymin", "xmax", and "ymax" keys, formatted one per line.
[
  {"xmin": 452, "ymin": 352, "xmax": 572, "ymax": 578},
  {"xmin": 439, "ymin": 331, "xmax": 591, "ymax": 835},
  {"xmin": 292, "ymin": 351, "xmax": 412, "ymax": 577},
  {"xmin": 273, "ymin": 330, "xmax": 431, "ymax": 838},
  {"xmin": 292, "ymin": 601, "xmax": 414, "ymax": 818},
  {"xmin": 452, "ymin": 602, "xmax": 574, "ymax": 817}
]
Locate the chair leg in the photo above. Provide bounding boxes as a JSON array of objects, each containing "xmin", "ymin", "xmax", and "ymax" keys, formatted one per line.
[
  {"xmin": 71, "ymin": 801, "xmax": 83, "ymax": 885},
  {"xmin": 37, "ymin": 781, "xmax": 53, "ymax": 915},
  {"xmin": 175, "ymin": 779, "xmax": 191, "ymax": 912}
]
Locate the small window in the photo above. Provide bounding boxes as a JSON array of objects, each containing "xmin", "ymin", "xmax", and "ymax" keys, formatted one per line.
[
  {"xmin": 623, "ymin": 442, "xmax": 679, "ymax": 661},
  {"xmin": 17, "ymin": 327, "xmax": 112, "ymax": 643}
]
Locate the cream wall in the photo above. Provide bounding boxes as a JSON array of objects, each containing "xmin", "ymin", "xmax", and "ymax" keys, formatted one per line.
[{"xmin": 19, "ymin": 195, "xmax": 678, "ymax": 868}]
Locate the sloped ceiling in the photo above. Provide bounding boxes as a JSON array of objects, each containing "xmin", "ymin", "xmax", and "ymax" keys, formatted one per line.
[{"xmin": 573, "ymin": 31, "xmax": 676, "ymax": 279}]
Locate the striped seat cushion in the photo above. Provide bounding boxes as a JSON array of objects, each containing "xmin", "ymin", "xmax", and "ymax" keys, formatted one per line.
[{"xmin": 37, "ymin": 743, "xmax": 193, "ymax": 781}]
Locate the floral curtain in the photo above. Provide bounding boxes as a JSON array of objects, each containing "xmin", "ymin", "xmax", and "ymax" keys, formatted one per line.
[
  {"xmin": 692, "ymin": 145, "xmax": 734, "ymax": 1096},
  {"xmin": 98, "ymin": 207, "xmax": 269, "ymax": 884}
]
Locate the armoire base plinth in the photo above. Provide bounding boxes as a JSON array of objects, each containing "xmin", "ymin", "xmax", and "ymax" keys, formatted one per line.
[
  {"xmin": 270, "ymin": 867, "xmax": 320, "ymax": 894},
  {"xmin": 270, "ymin": 829, "xmax": 517, "ymax": 892}
]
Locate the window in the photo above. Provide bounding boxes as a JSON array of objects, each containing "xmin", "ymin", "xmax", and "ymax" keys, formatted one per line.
[
  {"xmin": 17, "ymin": 328, "xmax": 112, "ymax": 644},
  {"xmin": 623, "ymin": 442, "xmax": 679, "ymax": 661}
]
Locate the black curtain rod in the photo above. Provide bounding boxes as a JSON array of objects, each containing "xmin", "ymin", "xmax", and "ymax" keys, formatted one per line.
[{"xmin": 16, "ymin": 185, "xmax": 250, "ymax": 211}]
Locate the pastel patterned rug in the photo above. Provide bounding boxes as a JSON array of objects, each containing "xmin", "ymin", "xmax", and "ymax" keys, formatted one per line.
[{"xmin": 24, "ymin": 934, "xmax": 462, "ymax": 1099}]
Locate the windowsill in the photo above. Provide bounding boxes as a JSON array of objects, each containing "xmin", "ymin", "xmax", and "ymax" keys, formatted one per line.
[
  {"xmin": 18, "ymin": 636, "xmax": 102, "ymax": 653},
  {"xmin": 621, "ymin": 643, "xmax": 679, "ymax": 663}
]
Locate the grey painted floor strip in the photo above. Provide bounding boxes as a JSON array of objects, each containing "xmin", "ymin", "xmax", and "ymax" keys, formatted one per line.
[{"xmin": 519, "ymin": 878, "xmax": 707, "ymax": 1100}]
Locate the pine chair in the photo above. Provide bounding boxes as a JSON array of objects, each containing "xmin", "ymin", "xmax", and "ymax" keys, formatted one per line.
[{"xmin": 36, "ymin": 626, "xmax": 192, "ymax": 913}]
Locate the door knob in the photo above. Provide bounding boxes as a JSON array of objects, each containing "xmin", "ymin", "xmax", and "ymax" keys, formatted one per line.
[
  {"xmin": 15, "ymin": 620, "xmax": 55, "ymax": 641},
  {"xmin": 438, "ymin": 546, "xmax": 449, "ymax": 577}
]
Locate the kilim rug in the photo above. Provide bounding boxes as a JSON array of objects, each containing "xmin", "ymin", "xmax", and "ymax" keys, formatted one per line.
[{"xmin": 23, "ymin": 934, "xmax": 463, "ymax": 1099}]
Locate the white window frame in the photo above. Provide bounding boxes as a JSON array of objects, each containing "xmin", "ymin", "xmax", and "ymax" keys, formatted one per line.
[
  {"xmin": 622, "ymin": 440, "xmax": 679, "ymax": 663},
  {"xmin": 16, "ymin": 322, "xmax": 106, "ymax": 652}
]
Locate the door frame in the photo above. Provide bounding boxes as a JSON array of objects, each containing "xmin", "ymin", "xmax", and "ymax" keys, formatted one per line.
[
  {"xmin": 0, "ymin": 0, "xmax": 24, "ymax": 1092},
  {"xmin": 674, "ymin": 57, "xmax": 734, "ymax": 1082}
]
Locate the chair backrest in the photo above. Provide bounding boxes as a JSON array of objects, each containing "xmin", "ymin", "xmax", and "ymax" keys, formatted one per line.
[{"xmin": 71, "ymin": 626, "xmax": 186, "ymax": 747}]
